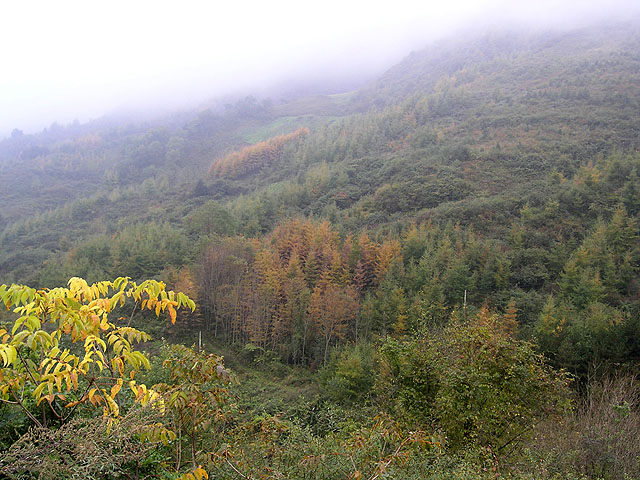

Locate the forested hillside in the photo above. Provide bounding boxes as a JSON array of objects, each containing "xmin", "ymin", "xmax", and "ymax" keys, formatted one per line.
[{"xmin": 1, "ymin": 20, "xmax": 639, "ymax": 479}]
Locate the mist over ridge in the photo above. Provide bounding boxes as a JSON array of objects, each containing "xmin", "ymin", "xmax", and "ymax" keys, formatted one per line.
[{"xmin": 2, "ymin": 0, "xmax": 640, "ymax": 137}]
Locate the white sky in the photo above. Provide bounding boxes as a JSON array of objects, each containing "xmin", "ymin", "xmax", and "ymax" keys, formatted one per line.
[{"xmin": 1, "ymin": 0, "xmax": 639, "ymax": 135}]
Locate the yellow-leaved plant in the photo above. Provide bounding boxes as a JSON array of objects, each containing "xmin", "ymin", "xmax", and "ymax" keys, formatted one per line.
[{"xmin": 0, "ymin": 277, "xmax": 195, "ymax": 429}]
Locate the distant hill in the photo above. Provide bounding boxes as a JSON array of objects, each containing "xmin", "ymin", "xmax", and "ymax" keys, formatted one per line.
[{"xmin": 0, "ymin": 20, "xmax": 639, "ymax": 287}]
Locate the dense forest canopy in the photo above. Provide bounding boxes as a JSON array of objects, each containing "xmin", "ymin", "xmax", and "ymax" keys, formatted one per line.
[{"xmin": 1, "ymin": 20, "xmax": 639, "ymax": 479}]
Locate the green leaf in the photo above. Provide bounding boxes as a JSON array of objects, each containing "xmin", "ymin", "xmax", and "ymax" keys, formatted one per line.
[{"xmin": 11, "ymin": 330, "xmax": 30, "ymax": 345}]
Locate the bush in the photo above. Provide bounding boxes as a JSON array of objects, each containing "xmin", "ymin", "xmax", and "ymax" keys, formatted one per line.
[
  {"xmin": 0, "ymin": 408, "xmax": 166, "ymax": 479},
  {"xmin": 377, "ymin": 307, "xmax": 571, "ymax": 456},
  {"xmin": 319, "ymin": 343, "xmax": 377, "ymax": 403},
  {"xmin": 529, "ymin": 375, "xmax": 640, "ymax": 480}
]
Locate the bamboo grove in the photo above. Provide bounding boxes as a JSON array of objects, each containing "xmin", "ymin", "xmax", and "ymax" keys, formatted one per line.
[{"xmin": 188, "ymin": 218, "xmax": 401, "ymax": 365}]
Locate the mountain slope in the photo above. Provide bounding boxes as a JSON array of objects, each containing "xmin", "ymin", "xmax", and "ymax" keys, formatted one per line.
[{"xmin": 0, "ymin": 20, "xmax": 639, "ymax": 296}]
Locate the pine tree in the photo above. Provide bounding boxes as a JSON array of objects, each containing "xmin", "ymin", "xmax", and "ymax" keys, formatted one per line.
[{"xmin": 502, "ymin": 298, "xmax": 518, "ymax": 336}]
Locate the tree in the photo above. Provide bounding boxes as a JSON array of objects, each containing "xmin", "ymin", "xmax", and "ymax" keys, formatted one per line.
[
  {"xmin": 153, "ymin": 344, "xmax": 231, "ymax": 471},
  {"xmin": 280, "ymin": 254, "xmax": 312, "ymax": 363},
  {"xmin": 196, "ymin": 239, "xmax": 251, "ymax": 337},
  {"xmin": 172, "ymin": 267, "xmax": 203, "ymax": 333},
  {"xmin": 309, "ymin": 282, "xmax": 359, "ymax": 366},
  {"xmin": 377, "ymin": 307, "xmax": 571, "ymax": 455},
  {"xmin": 434, "ymin": 308, "xmax": 570, "ymax": 452},
  {"xmin": 353, "ymin": 233, "xmax": 379, "ymax": 293},
  {"xmin": 187, "ymin": 200, "xmax": 236, "ymax": 237},
  {"xmin": 0, "ymin": 277, "xmax": 195, "ymax": 430}
]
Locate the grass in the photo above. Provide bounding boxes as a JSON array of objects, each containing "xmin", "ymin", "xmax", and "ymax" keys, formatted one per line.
[
  {"xmin": 240, "ymin": 114, "xmax": 342, "ymax": 144},
  {"xmin": 240, "ymin": 116, "xmax": 312, "ymax": 143},
  {"xmin": 161, "ymin": 330, "xmax": 320, "ymax": 418}
]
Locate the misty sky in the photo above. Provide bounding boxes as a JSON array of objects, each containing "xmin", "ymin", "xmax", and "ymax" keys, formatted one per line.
[{"xmin": 2, "ymin": 0, "xmax": 639, "ymax": 136}]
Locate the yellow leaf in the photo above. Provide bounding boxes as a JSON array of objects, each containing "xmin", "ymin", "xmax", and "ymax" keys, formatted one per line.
[
  {"xmin": 33, "ymin": 382, "xmax": 47, "ymax": 399},
  {"xmin": 38, "ymin": 393, "xmax": 55, "ymax": 406},
  {"xmin": 111, "ymin": 381, "xmax": 122, "ymax": 398},
  {"xmin": 105, "ymin": 393, "xmax": 120, "ymax": 417},
  {"xmin": 194, "ymin": 467, "xmax": 208, "ymax": 480}
]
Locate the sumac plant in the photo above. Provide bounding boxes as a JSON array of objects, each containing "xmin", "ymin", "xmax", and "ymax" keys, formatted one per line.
[{"xmin": 0, "ymin": 277, "xmax": 195, "ymax": 429}]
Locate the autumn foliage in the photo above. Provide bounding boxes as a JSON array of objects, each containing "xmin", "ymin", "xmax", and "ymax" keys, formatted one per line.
[
  {"xmin": 209, "ymin": 128, "xmax": 309, "ymax": 179},
  {"xmin": 195, "ymin": 219, "xmax": 402, "ymax": 364}
]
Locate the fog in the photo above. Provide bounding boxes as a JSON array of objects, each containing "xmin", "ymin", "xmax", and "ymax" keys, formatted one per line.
[{"xmin": 2, "ymin": 0, "xmax": 639, "ymax": 136}]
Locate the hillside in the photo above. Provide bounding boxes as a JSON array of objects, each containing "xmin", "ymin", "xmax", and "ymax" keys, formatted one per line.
[
  {"xmin": 1, "ymin": 18, "xmax": 638, "ymax": 343},
  {"xmin": 1, "ymin": 20, "xmax": 640, "ymax": 479}
]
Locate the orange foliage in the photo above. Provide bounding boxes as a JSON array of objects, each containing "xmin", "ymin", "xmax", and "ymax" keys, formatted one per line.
[
  {"xmin": 171, "ymin": 267, "xmax": 202, "ymax": 331},
  {"xmin": 309, "ymin": 281, "xmax": 359, "ymax": 365},
  {"xmin": 376, "ymin": 240, "xmax": 402, "ymax": 284},
  {"xmin": 199, "ymin": 218, "xmax": 400, "ymax": 363},
  {"xmin": 209, "ymin": 128, "xmax": 309, "ymax": 179}
]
